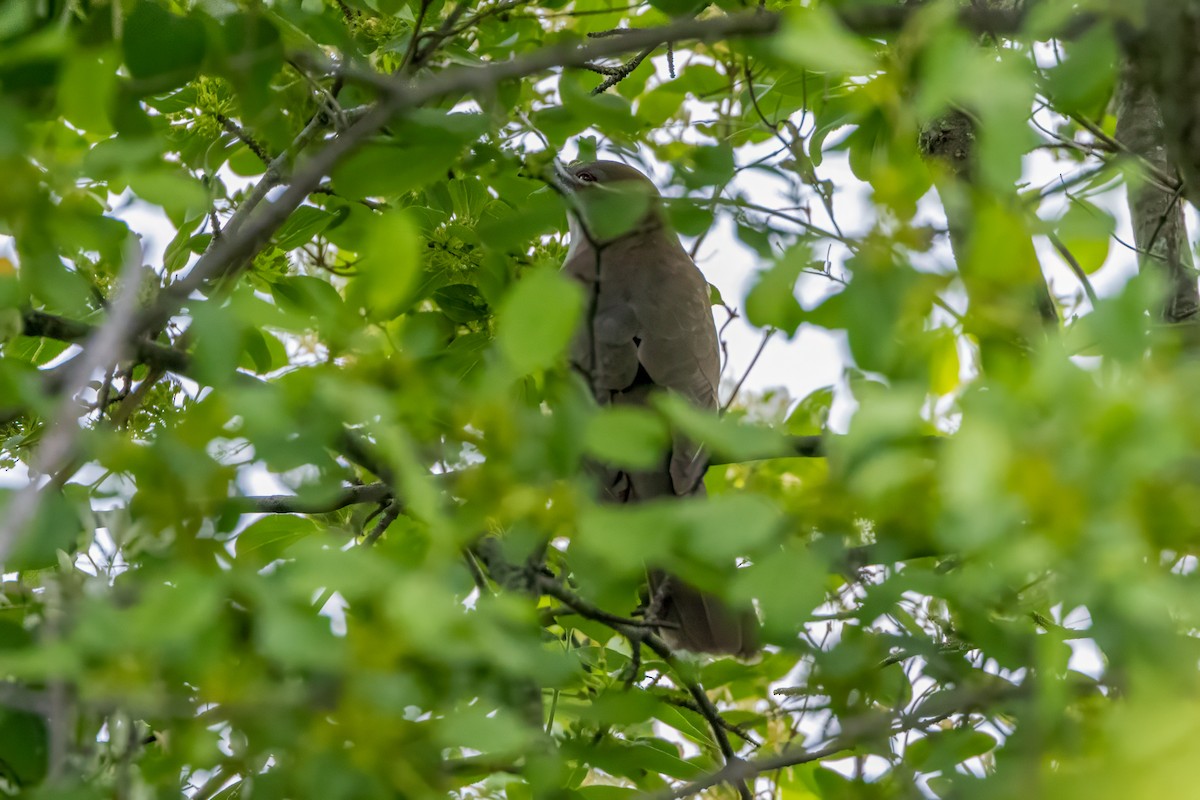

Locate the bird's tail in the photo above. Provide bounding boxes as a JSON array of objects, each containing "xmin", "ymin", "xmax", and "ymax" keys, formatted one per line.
[{"xmin": 648, "ymin": 570, "xmax": 759, "ymax": 658}]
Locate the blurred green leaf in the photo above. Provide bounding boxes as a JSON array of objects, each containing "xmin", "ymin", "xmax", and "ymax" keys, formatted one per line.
[
  {"xmin": 745, "ymin": 254, "xmax": 805, "ymax": 336},
  {"xmin": 653, "ymin": 394, "xmax": 791, "ymax": 462},
  {"xmin": 0, "ymin": 708, "xmax": 47, "ymax": 787},
  {"xmin": 122, "ymin": 2, "xmax": 206, "ymax": 92},
  {"xmin": 496, "ymin": 268, "xmax": 583, "ymax": 374},
  {"xmin": 433, "ymin": 284, "xmax": 489, "ymax": 323},
  {"xmin": 1055, "ymin": 199, "xmax": 1115, "ymax": 275},
  {"xmin": 346, "ymin": 209, "xmax": 422, "ymax": 320},
  {"xmin": 583, "ymin": 406, "xmax": 670, "ymax": 470},
  {"xmin": 776, "ymin": 7, "xmax": 877, "ymax": 75}
]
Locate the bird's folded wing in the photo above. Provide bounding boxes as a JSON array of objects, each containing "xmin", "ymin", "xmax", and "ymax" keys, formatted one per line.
[{"xmin": 632, "ymin": 251, "xmax": 721, "ymax": 495}]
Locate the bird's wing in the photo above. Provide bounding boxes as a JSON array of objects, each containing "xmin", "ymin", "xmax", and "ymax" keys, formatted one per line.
[
  {"xmin": 563, "ymin": 237, "xmax": 720, "ymax": 496},
  {"xmin": 562, "ymin": 249, "xmax": 641, "ymax": 401},
  {"xmin": 629, "ymin": 247, "xmax": 720, "ymax": 495}
]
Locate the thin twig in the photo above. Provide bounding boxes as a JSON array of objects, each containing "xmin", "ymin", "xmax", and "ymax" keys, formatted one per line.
[
  {"xmin": 216, "ymin": 113, "xmax": 273, "ymax": 166},
  {"xmin": 723, "ymin": 327, "xmax": 774, "ymax": 412},
  {"xmin": 710, "ymin": 197, "xmax": 851, "ymax": 245},
  {"xmin": 362, "ymin": 501, "xmax": 400, "ymax": 545},
  {"xmin": 660, "ymin": 695, "xmax": 762, "ymax": 746},
  {"xmin": 1046, "ymin": 231, "xmax": 1099, "ymax": 306},
  {"xmin": 535, "ymin": 575, "xmax": 753, "ymax": 800},
  {"xmin": 400, "ymin": 0, "xmax": 432, "ymax": 72},
  {"xmin": 591, "ymin": 43, "xmax": 657, "ymax": 94},
  {"xmin": 1069, "ymin": 111, "xmax": 1180, "ymax": 193}
]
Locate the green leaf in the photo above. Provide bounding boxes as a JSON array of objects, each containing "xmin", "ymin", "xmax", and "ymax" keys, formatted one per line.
[
  {"xmin": 270, "ymin": 275, "xmax": 348, "ymax": 328},
  {"xmin": 664, "ymin": 198, "xmax": 714, "ymax": 238},
  {"xmin": 122, "ymin": 2, "xmax": 207, "ymax": 92},
  {"xmin": 345, "ymin": 209, "xmax": 422, "ymax": 321},
  {"xmin": 1055, "ymin": 199, "xmax": 1115, "ymax": 275},
  {"xmin": 905, "ymin": 728, "xmax": 996, "ymax": 772},
  {"xmin": 560, "ymin": 71, "xmax": 638, "ymax": 137},
  {"xmin": 573, "ymin": 183, "xmax": 653, "ymax": 242},
  {"xmin": 684, "ymin": 144, "xmax": 735, "ymax": 187},
  {"xmin": 256, "ymin": 595, "xmax": 344, "ymax": 670},
  {"xmin": 4, "ymin": 336, "xmax": 71, "ymax": 367},
  {"xmin": 677, "ymin": 493, "xmax": 783, "ymax": 564},
  {"xmin": 647, "ymin": 0, "xmax": 706, "ymax": 18},
  {"xmin": 578, "ymin": 787, "xmax": 638, "ymax": 800},
  {"xmin": 653, "ymin": 394, "xmax": 792, "ymax": 463},
  {"xmin": 732, "ymin": 548, "xmax": 825, "ymax": 639},
  {"xmin": 929, "ymin": 329, "xmax": 961, "ymax": 395},
  {"xmin": 1042, "ymin": 26, "xmax": 1118, "ymax": 117},
  {"xmin": 163, "ymin": 217, "xmax": 204, "ymax": 274},
  {"xmin": 0, "ymin": 708, "xmax": 47, "ymax": 787},
  {"xmin": 275, "ymin": 206, "xmax": 338, "ymax": 251},
  {"xmin": 745, "ymin": 254, "xmax": 805, "ymax": 336},
  {"xmin": 189, "ymin": 301, "xmax": 242, "ymax": 384},
  {"xmin": 332, "ymin": 144, "xmax": 420, "ymax": 198},
  {"xmin": 785, "ymin": 386, "xmax": 833, "ymax": 435},
  {"xmin": 239, "ymin": 328, "xmax": 288, "ymax": 374},
  {"xmin": 333, "ymin": 140, "xmax": 466, "ymax": 198},
  {"xmin": 236, "ymin": 516, "xmax": 319, "ymax": 567},
  {"xmin": 495, "ymin": 268, "xmax": 583, "ymax": 374},
  {"xmin": 3, "ymin": 489, "xmax": 83, "ymax": 572},
  {"xmin": 126, "ymin": 169, "xmax": 209, "ymax": 222},
  {"xmin": 433, "ymin": 284, "xmax": 489, "ymax": 323},
  {"xmin": 58, "ymin": 47, "xmax": 117, "ymax": 135},
  {"xmin": 583, "ymin": 406, "xmax": 671, "ymax": 470},
  {"xmin": 215, "ymin": 12, "xmax": 283, "ymax": 118},
  {"xmin": 776, "ymin": 7, "xmax": 877, "ymax": 75},
  {"xmin": 578, "ymin": 493, "xmax": 780, "ymax": 574}
]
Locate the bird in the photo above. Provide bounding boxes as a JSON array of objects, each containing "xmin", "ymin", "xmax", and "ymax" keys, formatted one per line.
[{"xmin": 554, "ymin": 158, "xmax": 759, "ymax": 657}]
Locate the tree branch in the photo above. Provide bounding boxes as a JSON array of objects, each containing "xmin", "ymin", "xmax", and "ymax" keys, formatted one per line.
[
  {"xmin": 534, "ymin": 574, "xmax": 753, "ymax": 800},
  {"xmin": 0, "ymin": 246, "xmax": 145, "ymax": 564},
  {"xmin": 640, "ymin": 681, "xmax": 1019, "ymax": 800},
  {"xmin": 231, "ymin": 483, "xmax": 393, "ymax": 514},
  {"xmin": 589, "ymin": 43, "xmax": 657, "ymax": 94},
  {"xmin": 21, "ymin": 310, "xmax": 191, "ymax": 375},
  {"xmin": 41, "ymin": 5, "xmax": 1097, "ymax": 434},
  {"xmin": 1114, "ymin": 57, "xmax": 1199, "ymax": 323}
]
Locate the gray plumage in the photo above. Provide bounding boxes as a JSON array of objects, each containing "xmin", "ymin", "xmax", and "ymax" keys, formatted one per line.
[{"xmin": 555, "ymin": 159, "xmax": 758, "ymax": 657}]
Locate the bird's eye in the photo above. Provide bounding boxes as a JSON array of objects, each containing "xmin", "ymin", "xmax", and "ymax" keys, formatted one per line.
[{"xmin": 578, "ymin": 172, "xmax": 597, "ymax": 182}]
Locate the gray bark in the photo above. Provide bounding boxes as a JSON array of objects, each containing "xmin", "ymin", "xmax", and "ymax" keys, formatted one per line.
[
  {"xmin": 1128, "ymin": 2, "xmax": 1200, "ymax": 213},
  {"xmin": 1115, "ymin": 58, "xmax": 1199, "ymax": 323},
  {"xmin": 918, "ymin": 100, "xmax": 1058, "ymax": 338},
  {"xmin": 916, "ymin": 0, "xmax": 1058, "ymax": 334}
]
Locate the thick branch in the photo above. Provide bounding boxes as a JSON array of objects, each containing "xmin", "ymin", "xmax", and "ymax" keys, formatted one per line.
[
  {"xmin": 21, "ymin": 310, "xmax": 191, "ymax": 375},
  {"xmin": 1115, "ymin": 57, "xmax": 1199, "ymax": 323},
  {"xmin": 231, "ymin": 483, "xmax": 392, "ymax": 514},
  {"xmin": 1127, "ymin": 3, "xmax": 1200, "ymax": 213},
  {"xmin": 0, "ymin": 248, "xmax": 145, "ymax": 563}
]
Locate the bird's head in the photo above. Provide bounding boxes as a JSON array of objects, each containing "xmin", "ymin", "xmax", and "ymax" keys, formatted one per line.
[
  {"xmin": 553, "ymin": 159, "xmax": 665, "ymax": 244},
  {"xmin": 553, "ymin": 160, "xmax": 661, "ymax": 195}
]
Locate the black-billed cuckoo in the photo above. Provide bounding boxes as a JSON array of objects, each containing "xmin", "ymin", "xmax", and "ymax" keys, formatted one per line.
[{"xmin": 555, "ymin": 159, "xmax": 759, "ymax": 657}]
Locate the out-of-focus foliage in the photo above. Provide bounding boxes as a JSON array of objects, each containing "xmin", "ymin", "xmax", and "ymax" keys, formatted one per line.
[{"xmin": 1, "ymin": 0, "xmax": 1199, "ymax": 798}]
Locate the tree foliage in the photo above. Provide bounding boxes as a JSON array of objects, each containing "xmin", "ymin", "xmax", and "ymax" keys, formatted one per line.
[{"xmin": 2, "ymin": 0, "xmax": 1200, "ymax": 797}]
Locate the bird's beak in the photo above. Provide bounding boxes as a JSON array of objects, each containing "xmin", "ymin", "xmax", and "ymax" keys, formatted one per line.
[{"xmin": 551, "ymin": 159, "xmax": 578, "ymax": 193}]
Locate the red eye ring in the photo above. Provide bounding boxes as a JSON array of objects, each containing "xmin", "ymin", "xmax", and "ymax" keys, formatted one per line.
[{"xmin": 577, "ymin": 172, "xmax": 597, "ymax": 182}]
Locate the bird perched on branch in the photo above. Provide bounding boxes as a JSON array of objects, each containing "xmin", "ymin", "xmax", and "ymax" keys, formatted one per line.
[{"xmin": 554, "ymin": 158, "xmax": 759, "ymax": 657}]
